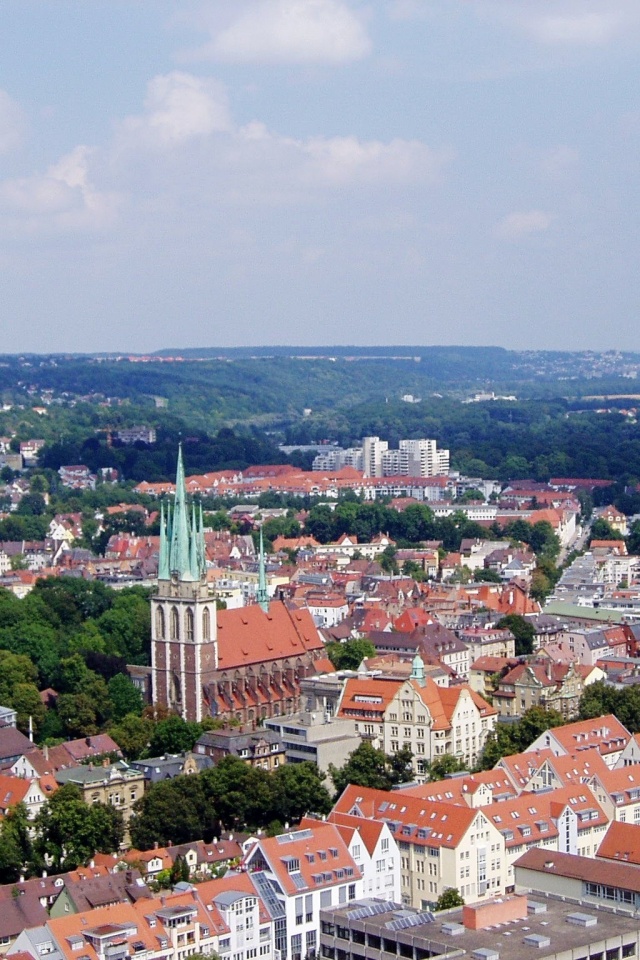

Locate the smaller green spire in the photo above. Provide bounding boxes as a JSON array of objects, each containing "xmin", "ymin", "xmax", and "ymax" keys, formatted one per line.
[
  {"xmin": 158, "ymin": 500, "xmax": 169, "ymax": 580},
  {"xmin": 189, "ymin": 503, "xmax": 200, "ymax": 580},
  {"xmin": 411, "ymin": 649, "xmax": 425, "ymax": 686},
  {"xmin": 198, "ymin": 503, "xmax": 207, "ymax": 578},
  {"xmin": 256, "ymin": 527, "xmax": 269, "ymax": 613}
]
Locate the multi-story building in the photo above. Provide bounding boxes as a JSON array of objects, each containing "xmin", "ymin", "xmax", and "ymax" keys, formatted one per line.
[
  {"xmin": 337, "ymin": 657, "xmax": 497, "ymax": 774},
  {"xmin": 332, "ymin": 784, "xmax": 508, "ymax": 908},
  {"xmin": 243, "ymin": 823, "xmax": 364, "ymax": 960},
  {"xmin": 54, "ymin": 762, "xmax": 145, "ymax": 845}
]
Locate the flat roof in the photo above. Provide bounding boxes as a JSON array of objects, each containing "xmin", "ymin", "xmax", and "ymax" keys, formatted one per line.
[{"xmin": 441, "ymin": 896, "xmax": 640, "ymax": 960}]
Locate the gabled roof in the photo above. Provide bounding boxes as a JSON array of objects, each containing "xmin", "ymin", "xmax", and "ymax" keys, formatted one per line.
[
  {"xmin": 332, "ymin": 784, "xmax": 482, "ymax": 850},
  {"xmin": 245, "ymin": 822, "xmax": 359, "ymax": 896},
  {"xmin": 216, "ymin": 602, "xmax": 324, "ymax": 669},
  {"xmin": 536, "ymin": 714, "xmax": 631, "ymax": 759},
  {"xmin": 596, "ymin": 821, "xmax": 640, "ymax": 865},
  {"xmin": 497, "ymin": 749, "xmax": 555, "ymax": 791},
  {"xmin": 322, "ymin": 811, "xmax": 386, "ymax": 856},
  {"xmin": 590, "ymin": 765, "xmax": 640, "ymax": 805},
  {"xmin": 532, "ymin": 748, "xmax": 609, "ymax": 787}
]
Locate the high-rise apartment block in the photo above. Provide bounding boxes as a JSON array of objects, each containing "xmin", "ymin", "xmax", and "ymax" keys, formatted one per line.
[{"xmin": 314, "ymin": 437, "xmax": 449, "ymax": 478}]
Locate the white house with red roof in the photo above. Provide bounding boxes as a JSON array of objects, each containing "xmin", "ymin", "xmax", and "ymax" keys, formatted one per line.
[
  {"xmin": 332, "ymin": 783, "xmax": 508, "ymax": 908},
  {"xmin": 321, "ymin": 812, "xmax": 401, "ymax": 903},
  {"xmin": 243, "ymin": 822, "xmax": 362, "ymax": 960}
]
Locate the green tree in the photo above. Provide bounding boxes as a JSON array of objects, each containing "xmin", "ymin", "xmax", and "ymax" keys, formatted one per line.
[
  {"xmin": 201, "ymin": 756, "xmax": 275, "ymax": 830},
  {"xmin": 325, "ymin": 638, "xmax": 375, "ymax": 671},
  {"xmin": 0, "ymin": 803, "xmax": 33, "ymax": 883},
  {"xmin": 109, "ymin": 714, "xmax": 153, "ymax": 760},
  {"xmin": 329, "ymin": 742, "xmax": 402, "ymax": 796},
  {"xmin": 130, "ymin": 776, "xmax": 210, "ymax": 849},
  {"xmin": 427, "ymin": 755, "xmax": 467, "ymax": 781},
  {"xmin": 148, "ymin": 715, "xmax": 201, "ymax": 756},
  {"xmin": 271, "ymin": 762, "xmax": 332, "ymax": 823},
  {"xmin": 34, "ymin": 783, "xmax": 124, "ymax": 872},
  {"xmin": 108, "ymin": 674, "xmax": 144, "ymax": 721},
  {"xmin": 496, "ymin": 614, "xmax": 535, "ymax": 657},
  {"xmin": 590, "ymin": 518, "xmax": 624, "ymax": 542},
  {"xmin": 435, "ymin": 888, "xmax": 465, "ymax": 911}
]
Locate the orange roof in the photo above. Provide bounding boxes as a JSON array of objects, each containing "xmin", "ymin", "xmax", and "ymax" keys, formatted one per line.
[
  {"xmin": 246, "ymin": 822, "xmax": 360, "ymax": 895},
  {"xmin": 543, "ymin": 714, "xmax": 631, "ymax": 758},
  {"xmin": 533, "ymin": 748, "xmax": 609, "ymax": 787},
  {"xmin": 333, "ymin": 784, "xmax": 481, "ymax": 849},
  {"xmin": 590, "ymin": 764, "xmax": 640, "ymax": 802},
  {"xmin": 497, "ymin": 749, "xmax": 555, "ymax": 790},
  {"xmin": 216, "ymin": 602, "xmax": 324, "ymax": 669},
  {"xmin": 597, "ymin": 821, "xmax": 640, "ymax": 865},
  {"xmin": 323, "ymin": 811, "xmax": 386, "ymax": 856}
]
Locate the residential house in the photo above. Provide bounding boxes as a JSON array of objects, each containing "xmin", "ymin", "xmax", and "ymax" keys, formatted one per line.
[
  {"xmin": 194, "ymin": 729, "xmax": 285, "ymax": 771},
  {"xmin": 458, "ymin": 626, "xmax": 516, "ymax": 664},
  {"xmin": 243, "ymin": 822, "xmax": 364, "ymax": 960},
  {"xmin": 55, "ymin": 762, "xmax": 145, "ymax": 845},
  {"xmin": 492, "ymin": 660, "xmax": 591, "ymax": 720},
  {"xmin": 526, "ymin": 714, "xmax": 632, "ymax": 769},
  {"xmin": 337, "ymin": 662, "xmax": 497, "ymax": 775},
  {"xmin": 331, "ymin": 783, "xmax": 508, "ymax": 909}
]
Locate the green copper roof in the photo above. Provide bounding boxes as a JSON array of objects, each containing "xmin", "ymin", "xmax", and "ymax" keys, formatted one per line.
[
  {"xmin": 256, "ymin": 527, "xmax": 269, "ymax": 613},
  {"xmin": 158, "ymin": 445, "xmax": 206, "ymax": 583}
]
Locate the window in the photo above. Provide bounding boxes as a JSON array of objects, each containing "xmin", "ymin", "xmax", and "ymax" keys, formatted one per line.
[
  {"xmin": 203, "ymin": 607, "xmax": 211, "ymax": 640},
  {"xmin": 170, "ymin": 606, "xmax": 179, "ymax": 640},
  {"xmin": 156, "ymin": 606, "xmax": 165, "ymax": 639},
  {"xmin": 381, "ymin": 838, "xmax": 389, "ymax": 853},
  {"xmin": 185, "ymin": 608, "xmax": 194, "ymax": 641}
]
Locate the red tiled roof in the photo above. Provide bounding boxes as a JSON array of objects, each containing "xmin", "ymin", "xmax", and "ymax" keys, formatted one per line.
[{"xmin": 216, "ymin": 602, "xmax": 324, "ymax": 669}]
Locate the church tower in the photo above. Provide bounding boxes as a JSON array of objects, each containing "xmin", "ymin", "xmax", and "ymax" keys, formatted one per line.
[{"xmin": 151, "ymin": 446, "xmax": 218, "ymax": 722}]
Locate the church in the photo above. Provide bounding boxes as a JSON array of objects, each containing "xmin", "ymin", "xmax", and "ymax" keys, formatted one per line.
[{"xmin": 151, "ymin": 448, "xmax": 326, "ymax": 723}]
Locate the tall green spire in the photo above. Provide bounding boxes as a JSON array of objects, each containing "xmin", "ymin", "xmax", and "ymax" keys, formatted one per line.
[
  {"xmin": 169, "ymin": 443, "xmax": 194, "ymax": 581},
  {"xmin": 189, "ymin": 503, "xmax": 200, "ymax": 581},
  {"xmin": 158, "ymin": 500, "xmax": 169, "ymax": 580},
  {"xmin": 256, "ymin": 527, "xmax": 269, "ymax": 613}
]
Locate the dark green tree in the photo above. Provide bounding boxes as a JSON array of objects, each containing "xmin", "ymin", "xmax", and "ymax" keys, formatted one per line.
[
  {"xmin": 325, "ymin": 638, "xmax": 375, "ymax": 671},
  {"xmin": 108, "ymin": 674, "xmax": 144, "ymax": 721},
  {"xmin": 271, "ymin": 762, "xmax": 332, "ymax": 823},
  {"xmin": 496, "ymin": 614, "xmax": 535, "ymax": 657},
  {"xmin": 34, "ymin": 784, "xmax": 124, "ymax": 871}
]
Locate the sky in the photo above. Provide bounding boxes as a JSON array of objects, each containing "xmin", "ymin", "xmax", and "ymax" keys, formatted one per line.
[{"xmin": 1, "ymin": 0, "xmax": 639, "ymax": 354}]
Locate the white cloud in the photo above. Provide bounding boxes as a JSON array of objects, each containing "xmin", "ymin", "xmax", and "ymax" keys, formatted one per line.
[
  {"xmin": 494, "ymin": 209, "xmax": 554, "ymax": 240},
  {"xmin": 0, "ymin": 146, "xmax": 120, "ymax": 230},
  {"xmin": 0, "ymin": 90, "xmax": 26, "ymax": 155},
  {"xmin": 527, "ymin": 12, "xmax": 622, "ymax": 45},
  {"xmin": 484, "ymin": 1, "xmax": 640, "ymax": 46},
  {"xmin": 301, "ymin": 135, "xmax": 450, "ymax": 185},
  {"xmin": 122, "ymin": 72, "xmax": 231, "ymax": 147},
  {"xmin": 207, "ymin": 0, "xmax": 371, "ymax": 64}
]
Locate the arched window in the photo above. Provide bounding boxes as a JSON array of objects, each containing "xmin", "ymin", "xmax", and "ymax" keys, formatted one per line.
[
  {"xmin": 170, "ymin": 606, "xmax": 179, "ymax": 640},
  {"xmin": 203, "ymin": 607, "xmax": 211, "ymax": 641},
  {"xmin": 185, "ymin": 608, "xmax": 194, "ymax": 641},
  {"xmin": 155, "ymin": 606, "xmax": 165, "ymax": 640}
]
